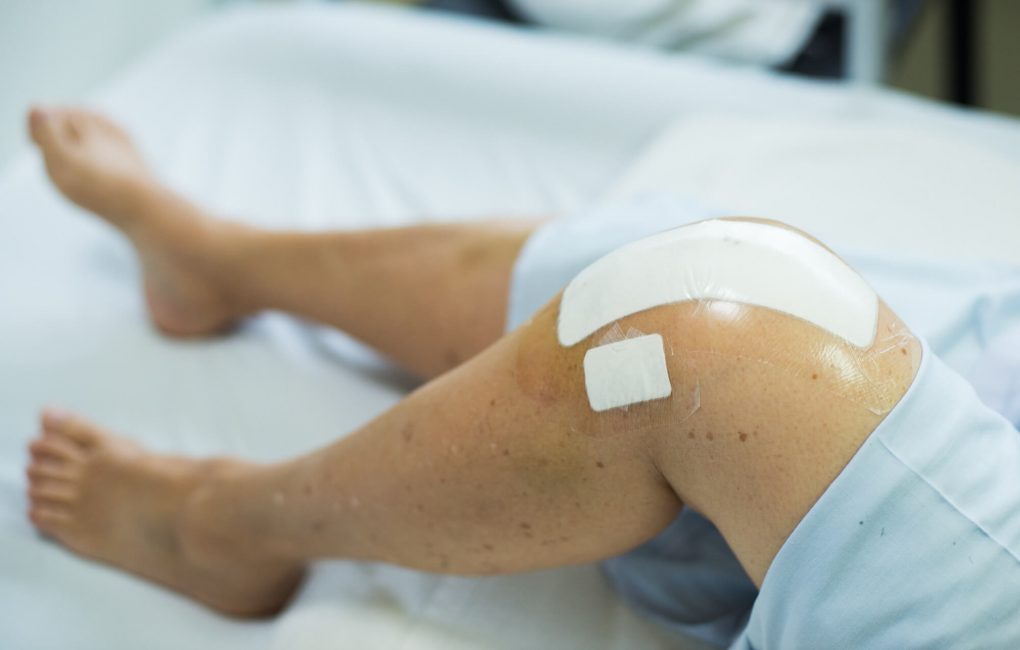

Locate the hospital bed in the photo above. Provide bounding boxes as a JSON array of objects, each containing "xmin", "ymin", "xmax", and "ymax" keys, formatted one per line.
[{"xmin": 2, "ymin": 4, "xmax": 1019, "ymax": 649}]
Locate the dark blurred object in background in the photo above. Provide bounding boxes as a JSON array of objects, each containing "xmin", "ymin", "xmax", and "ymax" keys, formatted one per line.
[
  {"xmin": 424, "ymin": 0, "xmax": 522, "ymax": 23},
  {"xmin": 423, "ymin": 0, "xmax": 988, "ymax": 110},
  {"xmin": 424, "ymin": 1, "xmax": 919, "ymax": 81},
  {"xmin": 780, "ymin": 0, "xmax": 926, "ymax": 80}
]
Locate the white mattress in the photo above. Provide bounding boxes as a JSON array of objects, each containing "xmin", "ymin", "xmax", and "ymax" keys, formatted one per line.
[{"xmin": 2, "ymin": 4, "xmax": 1019, "ymax": 649}]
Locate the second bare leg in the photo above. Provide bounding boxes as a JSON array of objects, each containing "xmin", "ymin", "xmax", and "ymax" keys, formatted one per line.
[
  {"xmin": 218, "ymin": 219, "xmax": 539, "ymax": 378},
  {"xmin": 29, "ymin": 106, "xmax": 542, "ymax": 378}
]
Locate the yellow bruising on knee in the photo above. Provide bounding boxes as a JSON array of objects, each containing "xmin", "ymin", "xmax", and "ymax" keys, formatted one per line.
[
  {"xmin": 514, "ymin": 289, "xmax": 920, "ymax": 441},
  {"xmin": 512, "ymin": 297, "xmax": 701, "ymax": 444},
  {"xmin": 520, "ymin": 214, "xmax": 920, "ymax": 424}
]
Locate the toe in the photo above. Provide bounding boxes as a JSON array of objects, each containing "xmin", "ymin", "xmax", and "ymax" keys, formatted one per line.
[
  {"xmin": 27, "ymin": 106, "xmax": 45, "ymax": 134},
  {"xmin": 29, "ymin": 505, "xmax": 72, "ymax": 531},
  {"xmin": 27, "ymin": 462, "xmax": 76, "ymax": 483},
  {"xmin": 29, "ymin": 434, "xmax": 83, "ymax": 462},
  {"xmin": 26, "ymin": 463, "xmax": 75, "ymax": 492},
  {"xmin": 27, "ymin": 106, "xmax": 61, "ymax": 150},
  {"xmin": 28, "ymin": 484, "xmax": 77, "ymax": 505},
  {"xmin": 28, "ymin": 106, "xmax": 45, "ymax": 143},
  {"xmin": 41, "ymin": 408, "xmax": 99, "ymax": 447}
]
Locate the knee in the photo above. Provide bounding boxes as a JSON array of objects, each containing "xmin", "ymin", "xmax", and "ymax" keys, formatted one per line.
[
  {"xmin": 509, "ymin": 213, "xmax": 924, "ymax": 582},
  {"xmin": 553, "ymin": 215, "xmax": 917, "ymax": 414}
]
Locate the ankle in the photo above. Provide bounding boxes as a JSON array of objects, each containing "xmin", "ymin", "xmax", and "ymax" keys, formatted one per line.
[
  {"xmin": 135, "ymin": 189, "xmax": 261, "ymax": 328},
  {"xmin": 208, "ymin": 225, "xmax": 272, "ymax": 318},
  {"xmin": 99, "ymin": 174, "xmax": 162, "ymax": 228},
  {"xmin": 123, "ymin": 182, "xmax": 207, "ymax": 241},
  {"xmin": 178, "ymin": 458, "xmax": 275, "ymax": 566}
]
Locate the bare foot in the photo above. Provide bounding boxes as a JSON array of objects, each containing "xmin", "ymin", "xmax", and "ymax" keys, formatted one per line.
[
  {"xmin": 27, "ymin": 106, "xmax": 250, "ymax": 336},
  {"xmin": 28, "ymin": 106, "xmax": 155, "ymax": 223},
  {"xmin": 26, "ymin": 409, "xmax": 304, "ymax": 617}
]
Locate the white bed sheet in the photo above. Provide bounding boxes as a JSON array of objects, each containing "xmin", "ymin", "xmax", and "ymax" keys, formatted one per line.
[{"xmin": 2, "ymin": 4, "xmax": 1019, "ymax": 649}]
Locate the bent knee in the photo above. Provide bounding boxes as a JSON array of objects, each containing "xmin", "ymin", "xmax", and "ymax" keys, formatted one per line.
[
  {"xmin": 544, "ymin": 214, "xmax": 919, "ymax": 415},
  {"xmin": 513, "ymin": 215, "xmax": 923, "ymax": 581}
]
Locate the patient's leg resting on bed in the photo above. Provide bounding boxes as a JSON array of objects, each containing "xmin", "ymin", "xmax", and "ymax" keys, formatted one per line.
[
  {"xmin": 27, "ymin": 217, "xmax": 920, "ymax": 616},
  {"xmin": 27, "ymin": 296, "xmax": 686, "ymax": 616},
  {"xmin": 28, "ymin": 106, "xmax": 539, "ymax": 378},
  {"xmin": 27, "ymin": 105, "xmax": 921, "ymax": 620}
]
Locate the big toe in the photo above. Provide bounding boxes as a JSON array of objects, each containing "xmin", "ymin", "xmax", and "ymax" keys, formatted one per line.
[
  {"xmin": 28, "ymin": 106, "xmax": 60, "ymax": 149},
  {"xmin": 27, "ymin": 106, "xmax": 44, "ymax": 134},
  {"xmin": 41, "ymin": 408, "xmax": 101, "ymax": 448}
]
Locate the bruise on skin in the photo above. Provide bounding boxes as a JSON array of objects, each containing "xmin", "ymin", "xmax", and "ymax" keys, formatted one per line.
[
  {"xmin": 456, "ymin": 238, "xmax": 495, "ymax": 270},
  {"xmin": 538, "ymin": 535, "xmax": 573, "ymax": 547},
  {"xmin": 515, "ymin": 299, "xmax": 690, "ymax": 442},
  {"xmin": 143, "ymin": 526, "xmax": 180, "ymax": 554},
  {"xmin": 444, "ymin": 348, "xmax": 462, "ymax": 370},
  {"xmin": 505, "ymin": 310, "xmax": 601, "ymax": 490},
  {"xmin": 521, "ymin": 250, "xmax": 918, "ymax": 458},
  {"xmin": 514, "ymin": 302, "xmax": 584, "ymax": 406},
  {"xmin": 509, "ymin": 443, "xmax": 589, "ymax": 498}
]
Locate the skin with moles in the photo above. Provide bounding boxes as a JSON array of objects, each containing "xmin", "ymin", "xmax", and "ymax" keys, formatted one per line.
[
  {"xmin": 23, "ymin": 105, "xmax": 921, "ymax": 617},
  {"xmin": 189, "ymin": 277, "xmax": 918, "ymax": 589},
  {"xmin": 519, "ymin": 289, "xmax": 919, "ymax": 585}
]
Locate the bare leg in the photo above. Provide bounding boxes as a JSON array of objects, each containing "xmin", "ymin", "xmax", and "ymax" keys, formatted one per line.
[
  {"xmin": 27, "ymin": 252, "xmax": 919, "ymax": 617},
  {"xmin": 27, "ymin": 304, "xmax": 685, "ymax": 616},
  {"xmin": 28, "ymin": 106, "xmax": 540, "ymax": 378},
  {"xmin": 215, "ymin": 220, "xmax": 539, "ymax": 378},
  {"xmin": 26, "ymin": 105, "xmax": 921, "ymax": 625}
]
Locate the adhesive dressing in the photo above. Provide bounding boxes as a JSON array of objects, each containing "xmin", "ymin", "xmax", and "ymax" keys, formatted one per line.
[
  {"xmin": 583, "ymin": 333, "xmax": 672, "ymax": 411},
  {"xmin": 558, "ymin": 219, "xmax": 879, "ymax": 348}
]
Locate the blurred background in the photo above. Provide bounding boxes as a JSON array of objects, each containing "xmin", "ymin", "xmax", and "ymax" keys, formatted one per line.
[{"xmin": 0, "ymin": 0, "xmax": 1017, "ymax": 169}]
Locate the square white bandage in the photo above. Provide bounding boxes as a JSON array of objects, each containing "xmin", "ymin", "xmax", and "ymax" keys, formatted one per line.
[{"xmin": 583, "ymin": 333, "xmax": 672, "ymax": 412}]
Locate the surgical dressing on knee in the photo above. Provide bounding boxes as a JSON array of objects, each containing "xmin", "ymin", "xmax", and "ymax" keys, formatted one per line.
[
  {"xmin": 583, "ymin": 333, "xmax": 672, "ymax": 411},
  {"xmin": 559, "ymin": 219, "xmax": 881, "ymax": 412},
  {"xmin": 558, "ymin": 219, "xmax": 878, "ymax": 348}
]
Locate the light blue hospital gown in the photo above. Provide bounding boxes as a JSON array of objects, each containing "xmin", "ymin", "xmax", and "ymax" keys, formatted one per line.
[{"xmin": 506, "ymin": 194, "xmax": 1020, "ymax": 649}]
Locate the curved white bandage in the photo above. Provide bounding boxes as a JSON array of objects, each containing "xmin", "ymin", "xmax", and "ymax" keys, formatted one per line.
[{"xmin": 559, "ymin": 219, "xmax": 879, "ymax": 348}]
